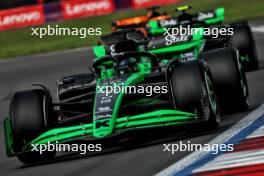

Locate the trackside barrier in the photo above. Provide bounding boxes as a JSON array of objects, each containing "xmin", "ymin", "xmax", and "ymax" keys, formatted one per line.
[
  {"xmin": 132, "ymin": 0, "xmax": 181, "ymax": 9},
  {"xmin": 0, "ymin": 0, "xmax": 182, "ymax": 31},
  {"xmin": 61, "ymin": 0, "xmax": 115, "ymax": 19},
  {"xmin": 0, "ymin": 5, "xmax": 45, "ymax": 31}
]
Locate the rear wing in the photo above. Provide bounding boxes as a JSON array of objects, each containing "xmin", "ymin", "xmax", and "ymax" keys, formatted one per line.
[
  {"xmin": 194, "ymin": 7, "xmax": 225, "ymax": 25},
  {"xmin": 147, "ymin": 7, "xmax": 225, "ymax": 31}
]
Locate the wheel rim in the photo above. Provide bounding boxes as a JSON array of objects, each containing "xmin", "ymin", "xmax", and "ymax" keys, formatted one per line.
[
  {"xmin": 204, "ymin": 72, "xmax": 218, "ymax": 115},
  {"xmin": 237, "ymin": 54, "xmax": 249, "ymax": 104},
  {"xmin": 201, "ymin": 81, "xmax": 210, "ymax": 121}
]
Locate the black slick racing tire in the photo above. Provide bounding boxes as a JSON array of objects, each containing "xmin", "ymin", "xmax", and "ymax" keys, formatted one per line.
[
  {"xmin": 169, "ymin": 60, "xmax": 220, "ymax": 129},
  {"xmin": 231, "ymin": 22, "xmax": 259, "ymax": 71},
  {"xmin": 10, "ymin": 89, "xmax": 55, "ymax": 164},
  {"xmin": 201, "ymin": 47, "xmax": 249, "ymax": 113}
]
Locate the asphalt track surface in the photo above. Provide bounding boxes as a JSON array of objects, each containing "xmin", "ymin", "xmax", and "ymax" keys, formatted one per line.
[{"xmin": 0, "ymin": 20, "xmax": 264, "ymax": 176}]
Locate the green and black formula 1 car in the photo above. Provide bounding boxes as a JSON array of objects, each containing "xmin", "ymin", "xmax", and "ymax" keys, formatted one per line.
[
  {"xmin": 101, "ymin": 23, "xmax": 258, "ymax": 72},
  {"xmin": 4, "ymin": 39, "xmax": 221, "ymax": 164},
  {"xmin": 147, "ymin": 20, "xmax": 259, "ymax": 71},
  {"xmin": 97, "ymin": 27, "xmax": 249, "ymax": 113},
  {"xmin": 110, "ymin": 5, "xmax": 259, "ymax": 71}
]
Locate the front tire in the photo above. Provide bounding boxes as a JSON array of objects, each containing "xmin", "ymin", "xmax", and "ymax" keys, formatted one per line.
[
  {"xmin": 202, "ymin": 47, "xmax": 249, "ymax": 113},
  {"xmin": 169, "ymin": 60, "xmax": 220, "ymax": 129},
  {"xmin": 10, "ymin": 89, "xmax": 56, "ymax": 164}
]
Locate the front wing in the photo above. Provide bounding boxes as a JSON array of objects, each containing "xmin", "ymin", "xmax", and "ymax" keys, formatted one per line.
[{"xmin": 4, "ymin": 109, "xmax": 199, "ymax": 156}]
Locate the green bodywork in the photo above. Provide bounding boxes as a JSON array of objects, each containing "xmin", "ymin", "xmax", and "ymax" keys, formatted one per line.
[
  {"xmin": 4, "ymin": 118, "xmax": 14, "ymax": 156},
  {"xmin": 2, "ymin": 6, "xmax": 243, "ymax": 158},
  {"xmin": 28, "ymin": 110, "xmax": 195, "ymax": 145},
  {"xmin": 4, "ymin": 41, "xmax": 199, "ymax": 156},
  {"xmin": 148, "ymin": 7, "xmax": 225, "ymax": 36},
  {"xmin": 205, "ymin": 7, "xmax": 225, "ymax": 25},
  {"xmin": 4, "ymin": 107, "xmax": 196, "ymax": 156},
  {"xmin": 149, "ymin": 29, "xmax": 204, "ymax": 56}
]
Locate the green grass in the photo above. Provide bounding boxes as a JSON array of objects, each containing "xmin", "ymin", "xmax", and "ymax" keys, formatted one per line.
[{"xmin": 0, "ymin": 0, "xmax": 264, "ymax": 59}]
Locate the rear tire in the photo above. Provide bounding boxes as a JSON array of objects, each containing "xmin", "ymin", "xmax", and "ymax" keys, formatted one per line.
[
  {"xmin": 10, "ymin": 89, "xmax": 55, "ymax": 164},
  {"xmin": 170, "ymin": 60, "xmax": 220, "ymax": 129},
  {"xmin": 202, "ymin": 47, "xmax": 249, "ymax": 113},
  {"xmin": 231, "ymin": 22, "xmax": 259, "ymax": 71}
]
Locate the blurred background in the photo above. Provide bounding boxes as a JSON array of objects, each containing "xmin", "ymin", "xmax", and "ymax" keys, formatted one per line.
[
  {"xmin": 0, "ymin": 0, "xmax": 264, "ymax": 59},
  {"xmin": 0, "ymin": 0, "xmax": 47, "ymax": 9}
]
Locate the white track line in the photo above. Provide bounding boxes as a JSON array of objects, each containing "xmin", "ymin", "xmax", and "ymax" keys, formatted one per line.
[
  {"xmin": 155, "ymin": 103, "xmax": 264, "ymax": 176},
  {"xmin": 252, "ymin": 25, "xmax": 264, "ymax": 33},
  {"xmin": 247, "ymin": 125, "xmax": 264, "ymax": 138},
  {"xmin": 193, "ymin": 150, "xmax": 264, "ymax": 172}
]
